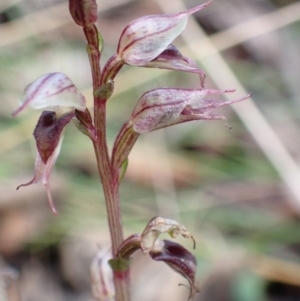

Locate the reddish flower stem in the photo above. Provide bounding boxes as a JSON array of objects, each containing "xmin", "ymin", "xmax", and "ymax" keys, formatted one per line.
[{"xmin": 83, "ymin": 25, "xmax": 130, "ymax": 301}]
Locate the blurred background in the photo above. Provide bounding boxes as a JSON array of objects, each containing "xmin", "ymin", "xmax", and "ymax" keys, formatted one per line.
[{"xmin": 1, "ymin": 0, "xmax": 300, "ymax": 300}]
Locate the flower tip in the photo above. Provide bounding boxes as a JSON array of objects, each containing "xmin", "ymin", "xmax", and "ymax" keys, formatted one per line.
[
  {"xmin": 232, "ymin": 92, "xmax": 252, "ymax": 103},
  {"xmin": 12, "ymin": 106, "xmax": 23, "ymax": 117},
  {"xmin": 223, "ymin": 89, "xmax": 236, "ymax": 93},
  {"xmin": 46, "ymin": 186, "xmax": 58, "ymax": 215},
  {"xmin": 201, "ymin": 0, "xmax": 213, "ymax": 9},
  {"xmin": 192, "ymin": 236, "xmax": 196, "ymax": 249},
  {"xmin": 16, "ymin": 180, "xmax": 33, "ymax": 190},
  {"xmin": 189, "ymin": 0, "xmax": 213, "ymax": 14},
  {"xmin": 52, "ymin": 208, "xmax": 58, "ymax": 215}
]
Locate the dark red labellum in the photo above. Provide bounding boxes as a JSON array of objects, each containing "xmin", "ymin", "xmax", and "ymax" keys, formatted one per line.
[
  {"xmin": 150, "ymin": 240, "xmax": 197, "ymax": 283},
  {"xmin": 33, "ymin": 111, "xmax": 74, "ymax": 164}
]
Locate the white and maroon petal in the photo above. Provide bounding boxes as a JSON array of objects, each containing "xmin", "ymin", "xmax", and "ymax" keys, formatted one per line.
[
  {"xmin": 13, "ymin": 73, "xmax": 86, "ymax": 116},
  {"xmin": 131, "ymin": 89, "xmax": 186, "ymax": 133},
  {"xmin": 131, "ymin": 88, "xmax": 250, "ymax": 133},
  {"xmin": 16, "ymin": 135, "xmax": 64, "ymax": 215},
  {"xmin": 117, "ymin": 1, "xmax": 212, "ymax": 66},
  {"xmin": 145, "ymin": 45, "xmax": 206, "ymax": 87}
]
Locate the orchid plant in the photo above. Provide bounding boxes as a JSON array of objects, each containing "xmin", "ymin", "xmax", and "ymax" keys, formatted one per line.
[{"xmin": 13, "ymin": 1, "xmax": 250, "ymax": 300}]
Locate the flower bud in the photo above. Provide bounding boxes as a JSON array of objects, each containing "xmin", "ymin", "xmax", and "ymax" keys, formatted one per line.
[
  {"xmin": 90, "ymin": 249, "xmax": 115, "ymax": 301},
  {"xmin": 69, "ymin": 0, "xmax": 98, "ymax": 28}
]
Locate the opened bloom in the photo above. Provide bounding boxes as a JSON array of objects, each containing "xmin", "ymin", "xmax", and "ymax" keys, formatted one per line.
[
  {"xmin": 117, "ymin": 1, "xmax": 211, "ymax": 66},
  {"xmin": 14, "ymin": 73, "xmax": 86, "ymax": 214},
  {"xmin": 101, "ymin": 1, "xmax": 211, "ymax": 85},
  {"xmin": 113, "ymin": 217, "xmax": 198, "ymax": 300},
  {"xmin": 131, "ymin": 88, "xmax": 251, "ymax": 133}
]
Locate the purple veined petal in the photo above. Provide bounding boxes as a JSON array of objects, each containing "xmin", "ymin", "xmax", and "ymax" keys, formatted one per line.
[
  {"xmin": 12, "ymin": 73, "xmax": 86, "ymax": 116},
  {"xmin": 144, "ymin": 45, "xmax": 206, "ymax": 87},
  {"xmin": 16, "ymin": 135, "xmax": 64, "ymax": 215},
  {"xmin": 145, "ymin": 92, "xmax": 251, "ymax": 131},
  {"xmin": 131, "ymin": 88, "xmax": 203, "ymax": 133},
  {"xmin": 186, "ymin": 90, "xmax": 252, "ymax": 115},
  {"xmin": 131, "ymin": 88, "xmax": 250, "ymax": 133},
  {"xmin": 117, "ymin": 1, "xmax": 212, "ymax": 66}
]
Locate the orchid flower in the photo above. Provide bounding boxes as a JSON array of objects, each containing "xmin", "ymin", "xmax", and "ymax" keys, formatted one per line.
[
  {"xmin": 113, "ymin": 217, "xmax": 199, "ymax": 300},
  {"xmin": 101, "ymin": 1, "xmax": 212, "ymax": 85},
  {"xmin": 14, "ymin": 73, "xmax": 86, "ymax": 214},
  {"xmin": 130, "ymin": 88, "xmax": 251, "ymax": 133},
  {"xmin": 117, "ymin": 1, "xmax": 211, "ymax": 66}
]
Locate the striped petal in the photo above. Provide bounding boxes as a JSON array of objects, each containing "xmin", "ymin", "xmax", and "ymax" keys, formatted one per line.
[
  {"xmin": 13, "ymin": 72, "xmax": 86, "ymax": 116},
  {"xmin": 117, "ymin": 1, "xmax": 212, "ymax": 66}
]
